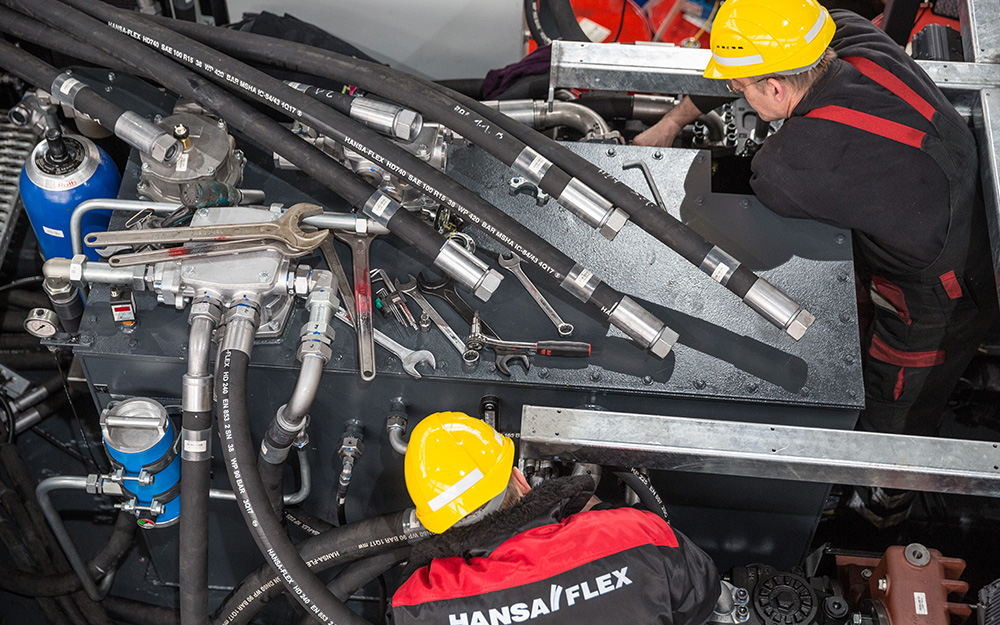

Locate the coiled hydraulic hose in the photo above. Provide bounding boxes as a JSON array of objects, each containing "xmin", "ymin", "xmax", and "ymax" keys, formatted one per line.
[
  {"xmin": 144, "ymin": 15, "xmax": 815, "ymax": 340},
  {"xmin": 117, "ymin": 12, "xmax": 679, "ymax": 355},
  {"xmin": 213, "ymin": 509, "xmax": 429, "ymax": 625},
  {"xmin": 1, "ymin": 0, "xmax": 466, "ymax": 299},
  {"xmin": 614, "ymin": 468, "xmax": 669, "ymax": 522},
  {"xmin": 0, "ymin": 38, "xmax": 179, "ymax": 163}
]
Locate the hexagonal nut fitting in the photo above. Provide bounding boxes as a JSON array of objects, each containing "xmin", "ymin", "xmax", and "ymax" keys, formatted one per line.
[
  {"xmin": 386, "ymin": 414, "xmax": 407, "ymax": 433},
  {"xmin": 298, "ymin": 338, "xmax": 333, "ymax": 362},
  {"xmin": 785, "ymin": 308, "xmax": 815, "ymax": 341},
  {"xmin": 305, "ymin": 286, "xmax": 339, "ymax": 312},
  {"xmin": 188, "ymin": 297, "xmax": 222, "ymax": 323},
  {"xmin": 648, "ymin": 324, "xmax": 679, "ymax": 359},
  {"xmin": 300, "ymin": 320, "xmax": 336, "ymax": 342},
  {"xmin": 599, "ymin": 207, "xmax": 630, "ymax": 240},
  {"xmin": 474, "ymin": 268, "xmax": 503, "ymax": 302},
  {"xmin": 394, "ymin": 109, "xmax": 423, "ymax": 142},
  {"xmin": 293, "ymin": 266, "xmax": 312, "ymax": 296},
  {"xmin": 152, "ymin": 134, "xmax": 181, "ymax": 163}
]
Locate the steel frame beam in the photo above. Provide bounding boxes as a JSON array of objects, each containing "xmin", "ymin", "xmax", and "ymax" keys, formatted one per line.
[{"xmin": 520, "ymin": 405, "xmax": 1000, "ymax": 497}]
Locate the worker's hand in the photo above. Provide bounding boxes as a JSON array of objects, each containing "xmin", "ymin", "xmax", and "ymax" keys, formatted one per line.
[{"xmin": 633, "ymin": 118, "xmax": 682, "ymax": 147}]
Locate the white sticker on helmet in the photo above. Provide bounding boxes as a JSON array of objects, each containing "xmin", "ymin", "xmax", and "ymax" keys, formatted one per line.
[
  {"xmin": 804, "ymin": 10, "xmax": 826, "ymax": 43},
  {"xmin": 427, "ymin": 468, "xmax": 484, "ymax": 512},
  {"xmin": 711, "ymin": 53, "xmax": 765, "ymax": 67}
]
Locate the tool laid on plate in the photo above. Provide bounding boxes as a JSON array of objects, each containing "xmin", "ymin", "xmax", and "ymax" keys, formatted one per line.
[
  {"xmin": 333, "ymin": 308, "xmax": 435, "ymax": 379},
  {"xmin": 499, "ymin": 251, "xmax": 573, "ymax": 337},
  {"xmin": 371, "ymin": 268, "xmax": 417, "ymax": 330},
  {"xmin": 463, "ymin": 311, "xmax": 591, "ymax": 373},
  {"xmin": 334, "ymin": 224, "xmax": 377, "ymax": 381},
  {"xmin": 395, "ymin": 274, "xmax": 468, "ymax": 358}
]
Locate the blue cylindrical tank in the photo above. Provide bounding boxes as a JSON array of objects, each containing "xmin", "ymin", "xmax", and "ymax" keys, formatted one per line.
[
  {"xmin": 101, "ymin": 398, "xmax": 181, "ymax": 529},
  {"xmin": 20, "ymin": 129, "xmax": 120, "ymax": 261}
]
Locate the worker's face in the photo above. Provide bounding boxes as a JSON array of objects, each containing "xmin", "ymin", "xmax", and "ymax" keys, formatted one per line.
[{"xmin": 729, "ymin": 77, "xmax": 790, "ymax": 122}]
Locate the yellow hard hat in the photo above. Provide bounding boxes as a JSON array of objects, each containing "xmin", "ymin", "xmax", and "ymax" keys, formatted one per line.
[
  {"xmin": 704, "ymin": 0, "xmax": 836, "ymax": 79},
  {"xmin": 404, "ymin": 412, "xmax": 514, "ymax": 534}
]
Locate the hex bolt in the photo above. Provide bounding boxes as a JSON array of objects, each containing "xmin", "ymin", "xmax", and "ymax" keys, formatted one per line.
[
  {"xmin": 606, "ymin": 148, "xmax": 617, "ymax": 157},
  {"xmin": 217, "ymin": 119, "xmax": 226, "ymax": 128},
  {"xmin": 182, "ymin": 265, "xmax": 196, "ymax": 278},
  {"xmin": 693, "ymin": 379, "xmax": 706, "ymax": 390},
  {"xmin": 835, "ymin": 234, "xmax": 846, "ymax": 244},
  {"xmin": 206, "ymin": 166, "xmax": 216, "ymax": 175},
  {"xmin": 258, "ymin": 271, "xmax": 271, "ymax": 283},
  {"xmin": 643, "ymin": 375, "xmax": 653, "ymax": 385},
  {"xmin": 538, "ymin": 368, "xmax": 549, "ymax": 379},
  {"xmin": 107, "ymin": 72, "xmax": 116, "ymax": 82},
  {"xmin": 653, "ymin": 151, "xmax": 663, "ymax": 160},
  {"xmin": 877, "ymin": 578, "xmax": 887, "ymax": 592},
  {"xmin": 590, "ymin": 370, "xmax": 601, "ymax": 382},
  {"xmin": 154, "ymin": 114, "xmax": 163, "ymax": 123},
  {"xmin": 141, "ymin": 162, "xmax": 150, "ymax": 171}
]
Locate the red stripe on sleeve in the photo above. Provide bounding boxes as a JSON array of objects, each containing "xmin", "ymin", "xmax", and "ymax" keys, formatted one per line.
[
  {"xmin": 393, "ymin": 507, "xmax": 678, "ymax": 606},
  {"xmin": 842, "ymin": 56, "xmax": 936, "ymax": 122},
  {"xmin": 871, "ymin": 276, "xmax": 911, "ymax": 325},
  {"xmin": 806, "ymin": 105, "xmax": 926, "ymax": 149},
  {"xmin": 870, "ymin": 335, "xmax": 945, "ymax": 368}
]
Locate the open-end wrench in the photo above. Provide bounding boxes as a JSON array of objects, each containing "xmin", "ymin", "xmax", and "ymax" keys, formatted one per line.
[
  {"xmin": 107, "ymin": 237, "xmax": 312, "ymax": 267},
  {"xmin": 334, "ymin": 227, "xmax": 377, "ymax": 381},
  {"xmin": 498, "ymin": 252, "xmax": 574, "ymax": 337},
  {"xmin": 85, "ymin": 202, "xmax": 328, "ymax": 251},
  {"xmin": 334, "ymin": 309, "xmax": 435, "ymax": 379},
  {"xmin": 394, "ymin": 274, "xmax": 468, "ymax": 358},
  {"xmin": 417, "ymin": 273, "xmax": 529, "ymax": 375},
  {"xmin": 464, "ymin": 311, "xmax": 591, "ymax": 375}
]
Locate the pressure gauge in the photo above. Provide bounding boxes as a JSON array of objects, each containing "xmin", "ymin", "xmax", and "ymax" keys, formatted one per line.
[{"xmin": 23, "ymin": 308, "xmax": 60, "ymax": 338}]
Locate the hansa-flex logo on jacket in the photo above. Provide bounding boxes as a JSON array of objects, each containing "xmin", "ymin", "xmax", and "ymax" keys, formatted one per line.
[{"xmin": 446, "ymin": 566, "xmax": 633, "ymax": 625}]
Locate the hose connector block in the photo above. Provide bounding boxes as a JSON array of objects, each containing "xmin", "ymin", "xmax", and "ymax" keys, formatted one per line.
[
  {"xmin": 433, "ymin": 240, "xmax": 503, "ymax": 302},
  {"xmin": 608, "ymin": 296, "xmax": 678, "ymax": 359}
]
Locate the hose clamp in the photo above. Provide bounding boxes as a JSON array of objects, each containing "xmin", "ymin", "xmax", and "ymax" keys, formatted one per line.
[
  {"xmin": 433, "ymin": 240, "xmax": 502, "ymax": 302},
  {"xmin": 557, "ymin": 178, "xmax": 629, "ymax": 240},
  {"xmin": 608, "ymin": 296, "xmax": 678, "ymax": 359},
  {"xmin": 180, "ymin": 428, "xmax": 212, "ymax": 462},
  {"xmin": 559, "ymin": 263, "xmax": 601, "ymax": 303},
  {"xmin": 699, "ymin": 246, "xmax": 741, "ymax": 287},
  {"xmin": 511, "ymin": 146, "xmax": 552, "ymax": 186},
  {"xmin": 361, "ymin": 192, "xmax": 401, "ymax": 227},
  {"xmin": 259, "ymin": 437, "xmax": 292, "ymax": 465},
  {"xmin": 50, "ymin": 74, "xmax": 87, "ymax": 108},
  {"xmin": 181, "ymin": 374, "xmax": 212, "ymax": 413},
  {"xmin": 114, "ymin": 111, "xmax": 180, "ymax": 163}
]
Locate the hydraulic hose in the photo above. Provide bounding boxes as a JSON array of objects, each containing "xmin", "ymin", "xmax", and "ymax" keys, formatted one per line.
[
  {"xmin": 0, "ymin": 6, "xmax": 125, "ymax": 71},
  {"xmin": 179, "ymin": 304, "xmax": 219, "ymax": 625},
  {"xmin": 137, "ymin": 16, "xmax": 813, "ymax": 339},
  {"xmin": 2, "ymin": 1, "xmax": 469, "ymax": 301},
  {"xmin": 132, "ymin": 14, "xmax": 679, "ymax": 356},
  {"xmin": 0, "ymin": 511, "xmax": 136, "ymax": 597},
  {"xmin": 215, "ymin": 301, "xmax": 369, "ymax": 625},
  {"xmin": 524, "ymin": 0, "xmax": 552, "ymax": 46},
  {"xmin": 60, "ymin": 0, "xmax": 503, "ymax": 301},
  {"xmin": 213, "ymin": 508, "xmax": 427, "ymax": 625},
  {"xmin": 297, "ymin": 549, "xmax": 408, "ymax": 625},
  {"xmin": 547, "ymin": 0, "xmax": 590, "ymax": 42},
  {"xmin": 0, "ymin": 38, "xmax": 179, "ymax": 163},
  {"xmin": 614, "ymin": 468, "xmax": 669, "ymax": 522}
]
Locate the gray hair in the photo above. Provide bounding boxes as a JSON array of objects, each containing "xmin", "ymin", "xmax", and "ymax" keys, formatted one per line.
[{"xmin": 751, "ymin": 47, "xmax": 838, "ymax": 93}]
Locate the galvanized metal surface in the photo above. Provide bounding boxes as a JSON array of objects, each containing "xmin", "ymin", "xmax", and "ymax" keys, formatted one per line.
[
  {"xmin": 973, "ymin": 90, "xmax": 1000, "ymax": 291},
  {"xmin": 448, "ymin": 143, "xmax": 863, "ymax": 409},
  {"xmin": 520, "ymin": 406, "xmax": 1000, "ymax": 497},
  {"xmin": 960, "ymin": 0, "xmax": 1000, "ymax": 64}
]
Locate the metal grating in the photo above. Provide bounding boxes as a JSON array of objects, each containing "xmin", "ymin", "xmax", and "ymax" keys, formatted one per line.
[{"xmin": 0, "ymin": 115, "xmax": 35, "ymax": 262}]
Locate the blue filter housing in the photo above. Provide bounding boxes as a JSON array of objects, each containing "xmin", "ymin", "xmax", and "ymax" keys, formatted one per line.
[
  {"xmin": 100, "ymin": 398, "xmax": 181, "ymax": 528},
  {"xmin": 20, "ymin": 130, "xmax": 120, "ymax": 261}
]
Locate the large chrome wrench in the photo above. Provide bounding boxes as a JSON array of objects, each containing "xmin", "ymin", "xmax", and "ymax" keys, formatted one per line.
[
  {"xmin": 333, "ymin": 308, "xmax": 435, "ymax": 379},
  {"xmin": 107, "ymin": 238, "xmax": 311, "ymax": 267},
  {"xmin": 334, "ymin": 226, "xmax": 377, "ymax": 381},
  {"xmin": 394, "ymin": 274, "xmax": 467, "ymax": 358},
  {"xmin": 85, "ymin": 203, "xmax": 328, "ymax": 251},
  {"xmin": 498, "ymin": 252, "xmax": 573, "ymax": 337}
]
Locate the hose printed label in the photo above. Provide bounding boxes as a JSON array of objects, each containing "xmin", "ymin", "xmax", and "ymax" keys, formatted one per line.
[
  {"xmin": 184, "ymin": 440, "xmax": 208, "ymax": 453},
  {"xmin": 914, "ymin": 593, "xmax": 927, "ymax": 615},
  {"xmin": 42, "ymin": 226, "xmax": 65, "ymax": 238},
  {"xmin": 573, "ymin": 268, "xmax": 594, "ymax": 289},
  {"xmin": 579, "ymin": 18, "xmax": 612, "ymax": 42},
  {"xmin": 528, "ymin": 154, "xmax": 549, "ymax": 175},
  {"xmin": 371, "ymin": 194, "xmax": 392, "ymax": 218},
  {"xmin": 711, "ymin": 263, "xmax": 730, "ymax": 283},
  {"xmin": 59, "ymin": 77, "xmax": 82, "ymax": 95}
]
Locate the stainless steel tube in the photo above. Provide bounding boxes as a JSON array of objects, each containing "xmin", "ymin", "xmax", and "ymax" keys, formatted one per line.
[
  {"xmin": 35, "ymin": 475, "xmax": 103, "ymax": 601},
  {"xmin": 208, "ymin": 449, "xmax": 312, "ymax": 504}
]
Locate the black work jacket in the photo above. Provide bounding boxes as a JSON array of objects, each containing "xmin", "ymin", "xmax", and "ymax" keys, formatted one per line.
[{"xmin": 392, "ymin": 476, "xmax": 720, "ymax": 625}]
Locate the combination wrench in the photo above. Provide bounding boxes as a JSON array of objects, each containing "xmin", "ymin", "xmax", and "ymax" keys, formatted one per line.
[
  {"xmin": 334, "ymin": 227, "xmax": 377, "ymax": 381},
  {"xmin": 333, "ymin": 309, "xmax": 435, "ymax": 379},
  {"xmin": 498, "ymin": 252, "xmax": 574, "ymax": 337},
  {"xmin": 394, "ymin": 274, "xmax": 467, "ymax": 357}
]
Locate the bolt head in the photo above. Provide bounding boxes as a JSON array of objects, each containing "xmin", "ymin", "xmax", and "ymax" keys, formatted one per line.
[
  {"xmin": 599, "ymin": 207, "xmax": 629, "ymax": 240},
  {"xmin": 877, "ymin": 578, "xmax": 887, "ymax": 592},
  {"xmin": 141, "ymin": 161, "xmax": 150, "ymax": 171},
  {"xmin": 259, "ymin": 271, "xmax": 271, "ymax": 283}
]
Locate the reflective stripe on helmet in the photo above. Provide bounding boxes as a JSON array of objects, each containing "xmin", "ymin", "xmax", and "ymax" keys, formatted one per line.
[
  {"xmin": 711, "ymin": 52, "xmax": 766, "ymax": 67},
  {"xmin": 427, "ymin": 468, "xmax": 484, "ymax": 512},
  {"xmin": 804, "ymin": 10, "xmax": 826, "ymax": 43}
]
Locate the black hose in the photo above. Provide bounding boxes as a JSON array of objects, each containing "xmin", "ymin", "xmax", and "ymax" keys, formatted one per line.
[
  {"xmin": 297, "ymin": 550, "xmax": 407, "ymax": 625},
  {"xmin": 0, "ymin": 289, "xmax": 49, "ymax": 309},
  {"xmin": 285, "ymin": 507, "xmax": 334, "ymax": 537},
  {"xmin": 0, "ymin": 511, "xmax": 136, "ymax": 597},
  {"xmin": 216, "ymin": 347, "xmax": 367, "ymax": 625},
  {"xmin": 524, "ymin": 0, "xmax": 552, "ymax": 46},
  {"xmin": 0, "ymin": 38, "xmax": 134, "ymax": 148},
  {"xmin": 0, "ymin": 275, "xmax": 44, "ymax": 292},
  {"xmin": 132, "ymin": 16, "xmax": 640, "ymax": 317},
  {"xmin": 547, "ymin": 0, "xmax": 590, "ymax": 42},
  {"xmin": 212, "ymin": 509, "xmax": 428, "ymax": 625},
  {"xmin": 179, "ymin": 414, "xmax": 210, "ymax": 625},
  {"xmin": 102, "ymin": 596, "xmax": 180, "ymax": 625},
  {"xmin": 0, "ymin": 7, "xmax": 126, "ymax": 70},
  {"xmin": 614, "ymin": 468, "xmax": 669, "ymax": 522}
]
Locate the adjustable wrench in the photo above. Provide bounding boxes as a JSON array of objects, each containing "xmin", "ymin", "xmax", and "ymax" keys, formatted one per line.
[
  {"xmin": 498, "ymin": 252, "xmax": 574, "ymax": 337},
  {"xmin": 334, "ymin": 226, "xmax": 377, "ymax": 381},
  {"xmin": 334, "ymin": 309, "xmax": 435, "ymax": 379},
  {"xmin": 85, "ymin": 202, "xmax": 328, "ymax": 251},
  {"xmin": 416, "ymin": 273, "xmax": 529, "ymax": 375},
  {"xmin": 394, "ymin": 274, "xmax": 467, "ymax": 357}
]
